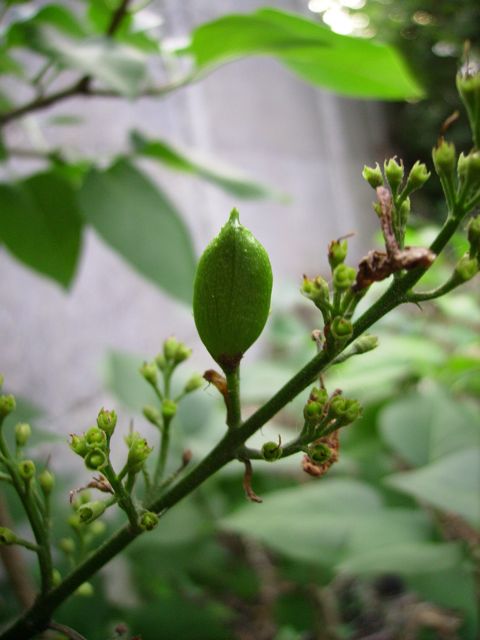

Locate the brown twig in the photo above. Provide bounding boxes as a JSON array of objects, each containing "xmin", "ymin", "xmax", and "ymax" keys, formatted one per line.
[
  {"xmin": 241, "ymin": 459, "xmax": 262, "ymax": 503},
  {"xmin": 0, "ymin": 494, "xmax": 36, "ymax": 609},
  {"xmin": 48, "ymin": 621, "xmax": 87, "ymax": 640}
]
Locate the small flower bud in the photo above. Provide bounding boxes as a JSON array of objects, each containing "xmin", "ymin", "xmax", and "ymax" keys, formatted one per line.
[
  {"xmin": 0, "ymin": 526, "xmax": 17, "ymax": 545},
  {"xmin": 353, "ymin": 334, "xmax": 379, "ymax": 354},
  {"xmin": 301, "ymin": 276, "xmax": 331, "ymax": 313},
  {"xmin": 329, "ymin": 396, "xmax": 361, "ymax": 425},
  {"xmin": 78, "ymin": 500, "xmax": 107, "ymax": 524},
  {"xmin": 18, "ymin": 459, "xmax": 35, "ymax": 481},
  {"xmin": 384, "ymin": 157, "xmax": 404, "ymax": 194},
  {"xmin": 362, "ymin": 163, "xmax": 383, "ymax": 189},
  {"xmin": 163, "ymin": 337, "xmax": 180, "ymax": 361},
  {"xmin": 309, "ymin": 387, "xmax": 328, "ymax": 406},
  {"xmin": 303, "ymin": 401, "xmax": 323, "ymax": 425},
  {"xmin": 307, "ymin": 443, "xmax": 333, "ymax": 465},
  {"xmin": 143, "ymin": 404, "xmax": 161, "ymax": 424},
  {"xmin": 432, "ymin": 140, "xmax": 456, "ymax": 179},
  {"xmin": 97, "ymin": 408, "xmax": 117, "ymax": 437},
  {"xmin": 68, "ymin": 514, "xmax": 82, "ymax": 532},
  {"xmin": 457, "ymin": 151, "xmax": 480, "ymax": 191},
  {"xmin": 398, "ymin": 197, "xmax": 411, "ymax": 226},
  {"xmin": 155, "ymin": 353, "xmax": 167, "ymax": 370},
  {"xmin": 59, "ymin": 537, "xmax": 76, "ymax": 554},
  {"xmin": 457, "ymin": 59, "xmax": 480, "ymax": 147},
  {"xmin": 0, "ymin": 394, "xmax": 16, "ymax": 417},
  {"xmin": 404, "ymin": 161, "xmax": 430, "ymax": 194},
  {"xmin": 140, "ymin": 362, "xmax": 158, "ymax": 385},
  {"xmin": 184, "ymin": 373, "xmax": 203, "ymax": 393},
  {"xmin": 468, "ymin": 216, "xmax": 480, "ymax": 259},
  {"xmin": 454, "ymin": 255, "xmax": 479, "ymax": 282},
  {"xmin": 126, "ymin": 433, "xmax": 152, "ymax": 473},
  {"xmin": 90, "ymin": 521, "xmax": 106, "ymax": 536},
  {"xmin": 52, "ymin": 569, "xmax": 62, "ymax": 587},
  {"xmin": 261, "ymin": 441, "xmax": 283, "ymax": 462},
  {"xmin": 328, "ymin": 239, "xmax": 348, "ymax": 270},
  {"xmin": 84, "ymin": 448, "xmax": 107, "ymax": 470},
  {"xmin": 39, "ymin": 469, "xmax": 54, "ymax": 495},
  {"xmin": 75, "ymin": 582, "xmax": 94, "ymax": 597},
  {"xmin": 85, "ymin": 426, "xmax": 107, "ymax": 450},
  {"xmin": 173, "ymin": 343, "xmax": 192, "ymax": 364},
  {"xmin": 330, "ymin": 317, "xmax": 353, "ymax": 342},
  {"xmin": 332, "ymin": 265, "xmax": 356, "ymax": 291},
  {"xmin": 161, "ymin": 399, "xmax": 177, "ymax": 419},
  {"xmin": 140, "ymin": 511, "xmax": 159, "ymax": 531},
  {"xmin": 15, "ymin": 422, "xmax": 31, "ymax": 447},
  {"xmin": 69, "ymin": 434, "xmax": 88, "ymax": 458}
]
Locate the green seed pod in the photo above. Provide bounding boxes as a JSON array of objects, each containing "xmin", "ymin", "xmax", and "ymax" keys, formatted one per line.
[
  {"xmin": 193, "ymin": 209, "xmax": 273, "ymax": 372},
  {"xmin": 15, "ymin": 422, "xmax": 31, "ymax": 447},
  {"xmin": 261, "ymin": 441, "xmax": 283, "ymax": 462}
]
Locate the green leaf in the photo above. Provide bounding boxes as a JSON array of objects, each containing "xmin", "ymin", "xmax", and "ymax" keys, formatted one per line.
[
  {"xmin": 29, "ymin": 29, "xmax": 148, "ymax": 98},
  {"xmin": 385, "ymin": 449, "xmax": 480, "ymax": 528},
  {"xmin": 379, "ymin": 386, "xmax": 480, "ymax": 467},
  {"xmin": 337, "ymin": 541, "xmax": 463, "ymax": 576},
  {"xmin": 221, "ymin": 479, "xmax": 432, "ymax": 568},
  {"xmin": 0, "ymin": 171, "xmax": 83, "ymax": 287},
  {"xmin": 181, "ymin": 8, "xmax": 423, "ymax": 100},
  {"xmin": 130, "ymin": 131, "xmax": 281, "ymax": 200},
  {"xmin": 78, "ymin": 160, "xmax": 196, "ymax": 303},
  {"xmin": 5, "ymin": 3, "xmax": 87, "ymax": 47}
]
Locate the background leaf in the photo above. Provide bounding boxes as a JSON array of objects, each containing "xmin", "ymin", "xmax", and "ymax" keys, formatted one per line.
[
  {"xmin": 181, "ymin": 8, "xmax": 423, "ymax": 100},
  {"xmin": 0, "ymin": 171, "xmax": 83, "ymax": 287},
  {"xmin": 385, "ymin": 449, "xmax": 480, "ymax": 528},
  {"xmin": 78, "ymin": 160, "xmax": 196, "ymax": 304},
  {"xmin": 131, "ymin": 131, "xmax": 282, "ymax": 200}
]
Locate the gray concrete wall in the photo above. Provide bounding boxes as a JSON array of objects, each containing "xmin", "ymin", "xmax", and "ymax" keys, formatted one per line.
[{"xmin": 0, "ymin": 0, "xmax": 387, "ymax": 432}]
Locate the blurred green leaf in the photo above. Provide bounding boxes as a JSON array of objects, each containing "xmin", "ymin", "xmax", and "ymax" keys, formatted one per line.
[
  {"xmin": 78, "ymin": 160, "xmax": 196, "ymax": 303},
  {"xmin": 31, "ymin": 29, "xmax": 148, "ymax": 97},
  {"xmin": 379, "ymin": 386, "xmax": 480, "ymax": 467},
  {"xmin": 0, "ymin": 171, "xmax": 83, "ymax": 287},
  {"xmin": 338, "ymin": 541, "xmax": 463, "ymax": 576},
  {"xmin": 222, "ymin": 479, "xmax": 432, "ymax": 568},
  {"xmin": 0, "ymin": 50, "xmax": 24, "ymax": 77},
  {"xmin": 103, "ymin": 350, "xmax": 156, "ymax": 411},
  {"xmin": 385, "ymin": 449, "xmax": 480, "ymax": 528},
  {"xmin": 5, "ymin": 3, "xmax": 87, "ymax": 47},
  {"xmin": 131, "ymin": 131, "xmax": 281, "ymax": 200},
  {"xmin": 180, "ymin": 8, "xmax": 423, "ymax": 100}
]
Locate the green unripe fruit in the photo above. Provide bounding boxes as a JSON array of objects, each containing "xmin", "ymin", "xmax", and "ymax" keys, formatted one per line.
[
  {"xmin": 308, "ymin": 443, "xmax": 333, "ymax": 464},
  {"xmin": 18, "ymin": 459, "xmax": 35, "ymax": 481},
  {"xmin": 193, "ymin": 209, "xmax": 273, "ymax": 372},
  {"xmin": 262, "ymin": 441, "xmax": 283, "ymax": 462},
  {"xmin": 84, "ymin": 448, "xmax": 107, "ymax": 470}
]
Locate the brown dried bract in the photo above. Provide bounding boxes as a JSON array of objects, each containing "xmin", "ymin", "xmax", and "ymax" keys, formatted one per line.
[
  {"xmin": 69, "ymin": 475, "xmax": 113, "ymax": 503},
  {"xmin": 242, "ymin": 458, "xmax": 263, "ymax": 503},
  {"xmin": 302, "ymin": 431, "xmax": 340, "ymax": 478},
  {"xmin": 353, "ymin": 187, "xmax": 435, "ymax": 291},
  {"xmin": 203, "ymin": 369, "xmax": 228, "ymax": 398}
]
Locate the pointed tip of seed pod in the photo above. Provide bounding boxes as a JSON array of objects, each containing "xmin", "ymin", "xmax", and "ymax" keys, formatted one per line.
[{"xmin": 228, "ymin": 208, "xmax": 240, "ymax": 225}]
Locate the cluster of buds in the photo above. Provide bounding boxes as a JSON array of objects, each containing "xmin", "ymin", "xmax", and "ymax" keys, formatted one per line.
[
  {"xmin": 363, "ymin": 158, "xmax": 430, "ymax": 200},
  {"xmin": 303, "ymin": 387, "xmax": 361, "ymax": 437},
  {"xmin": 70, "ymin": 408, "xmax": 123, "ymax": 473},
  {"xmin": 150, "ymin": 336, "xmax": 192, "ymax": 374},
  {"xmin": 301, "ymin": 275, "xmax": 331, "ymax": 321}
]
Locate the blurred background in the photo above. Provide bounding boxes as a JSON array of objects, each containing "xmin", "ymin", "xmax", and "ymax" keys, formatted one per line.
[{"xmin": 0, "ymin": 1, "xmax": 479, "ymax": 639}]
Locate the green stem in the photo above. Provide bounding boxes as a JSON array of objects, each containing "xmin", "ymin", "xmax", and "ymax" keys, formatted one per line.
[
  {"xmin": 12, "ymin": 538, "xmax": 40, "ymax": 553},
  {"xmin": 0, "ymin": 201, "xmax": 470, "ymax": 640},
  {"xmin": 225, "ymin": 368, "xmax": 241, "ymax": 429},
  {"xmin": 102, "ymin": 464, "xmax": 139, "ymax": 531},
  {"xmin": 153, "ymin": 418, "xmax": 171, "ymax": 486},
  {"xmin": 0, "ymin": 433, "xmax": 53, "ymax": 594}
]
